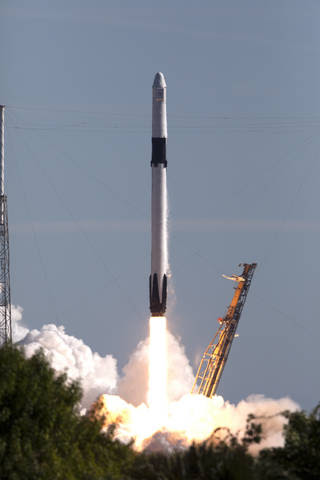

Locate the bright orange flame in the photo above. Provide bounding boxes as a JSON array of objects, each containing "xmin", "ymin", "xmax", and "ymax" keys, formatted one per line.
[{"xmin": 147, "ymin": 316, "xmax": 168, "ymax": 427}]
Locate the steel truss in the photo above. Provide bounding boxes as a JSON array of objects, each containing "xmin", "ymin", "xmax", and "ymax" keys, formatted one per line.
[
  {"xmin": 192, "ymin": 263, "xmax": 257, "ymax": 398},
  {"xmin": 0, "ymin": 194, "xmax": 11, "ymax": 344}
]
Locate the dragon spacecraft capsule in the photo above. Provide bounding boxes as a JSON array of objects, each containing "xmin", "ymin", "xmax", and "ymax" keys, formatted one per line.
[{"xmin": 149, "ymin": 72, "xmax": 168, "ymax": 317}]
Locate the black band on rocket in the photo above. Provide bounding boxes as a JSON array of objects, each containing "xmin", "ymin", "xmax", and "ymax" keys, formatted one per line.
[{"xmin": 151, "ymin": 138, "xmax": 167, "ymax": 167}]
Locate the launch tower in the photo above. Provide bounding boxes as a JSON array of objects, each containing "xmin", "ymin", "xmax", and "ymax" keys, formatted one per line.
[
  {"xmin": 0, "ymin": 106, "xmax": 12, "ymax": 344},
  {"xmin": 192, "ymin": 263, "xmax": 257, "ymax": 398}
]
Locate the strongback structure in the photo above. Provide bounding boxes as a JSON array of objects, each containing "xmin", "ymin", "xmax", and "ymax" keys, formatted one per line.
[
  {"xmin": 0, "ymin": 106, "xmax": 12, "ymax": 344},
  {"xmin": 191, "ymin": 263, "xmax": 257, "ymax": 398}
]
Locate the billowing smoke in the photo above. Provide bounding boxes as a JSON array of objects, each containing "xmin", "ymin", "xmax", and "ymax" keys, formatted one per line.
[
  {"xmin": 118, "ymin": 329, "xmax": 194, "ymax": 406},
  {"xmin": 12, "ymin": 305, "xmax": 29, "ymax": 342},
  {"xmin": 117, "ymin": 338, "xmax": 149, "ymax": 406},
  {"xmin": 12, "ymin": 307, "xmax": 299, "ymax": 453},
  {"xmin": 12, "ymin": 307, "xmax": 117, "ymax": 408},
  {"xmin": 97, "ymin": 392, "xmax": 298, "ymax": 454}
]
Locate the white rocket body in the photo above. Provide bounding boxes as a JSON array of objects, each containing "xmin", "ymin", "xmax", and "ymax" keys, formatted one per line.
[{"xmin": 149, "ymin": 73, "xmax": 168, "ymax": 316}]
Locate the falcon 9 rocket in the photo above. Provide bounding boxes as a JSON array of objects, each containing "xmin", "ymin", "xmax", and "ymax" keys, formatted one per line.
[{"xmin": 149, "ymin": 72, "xmax": 168, "ymax": 317}]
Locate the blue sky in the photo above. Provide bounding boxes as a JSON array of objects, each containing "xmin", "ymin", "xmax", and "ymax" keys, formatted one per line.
[{"xmin": 1, "ymin": 0, "xmax": 320, "ymax": 409}]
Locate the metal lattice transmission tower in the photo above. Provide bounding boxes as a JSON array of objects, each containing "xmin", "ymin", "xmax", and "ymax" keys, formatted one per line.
[{"xmin": 0, "ymin": 106, "xmax": 11, "ymax": 344}]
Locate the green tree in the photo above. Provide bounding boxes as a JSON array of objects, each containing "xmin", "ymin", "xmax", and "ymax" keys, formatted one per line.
[
  {"xmin": 0, "ymin": 345, "xmax": 134, "ymax": 480},
  {"xmin": 127, "ymin": 421, "xmax": 262, "ymax": 480},
  {"xmin": 129, "ymin": 441, "xmax": 258, "ymax": 480},
  {"xmin": 258, "ymin": 404, "xmax": 320, "ymax": 480}
]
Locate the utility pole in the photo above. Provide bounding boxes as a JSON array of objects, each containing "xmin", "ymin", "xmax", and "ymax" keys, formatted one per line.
[{"xmin": 0, "ymin": 106, "xmax": 12, "ymax": 344}]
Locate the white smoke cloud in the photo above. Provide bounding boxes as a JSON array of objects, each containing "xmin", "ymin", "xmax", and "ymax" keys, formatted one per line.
[
  {"xmin": 12, "ymin": 307, "xmax": 299, "ymax": 453},
  {"xmin": 167, "ymin": 393, "xmax": 298, "ymax": 455},
  {"xmin": 118, "ymin": 329, "xmax": 194, "ymax": 406},
  {"xmin": 99, "ymin": 392, "xmax": 299, "ymax": 454},
  {"xmin": 167, "ymin": 331, "xmax": 194, "ymax": 402},
  {"xmin": 118, "ymin": 338, "xmax": 149, "ymax": 406},
  {"xmin": 12, "ymin": 305, "xmax": 29, "ymax": 342},
  {"xmin": 97, "ymin": 327, "xmax": 299, "ymax": 453},
  {"xmin": 12, "ymin": 310, "xmax": 118, "ymax": 408}
]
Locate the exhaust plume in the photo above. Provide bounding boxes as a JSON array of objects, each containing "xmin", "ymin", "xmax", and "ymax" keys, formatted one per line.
[{"xmin": 12, "ymin": 308, "xmax": 299, "ymax": 452}]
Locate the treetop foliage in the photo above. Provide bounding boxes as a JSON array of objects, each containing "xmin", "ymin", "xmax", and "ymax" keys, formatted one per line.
[{"xmin": 0, "ymin": 345, "xmax": 134, "ymax": 480}]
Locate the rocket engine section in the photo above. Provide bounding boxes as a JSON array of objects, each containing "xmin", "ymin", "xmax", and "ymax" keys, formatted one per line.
[{"xmin": 149, "ymin": 273, "xmax": 167, "ymax": 316}]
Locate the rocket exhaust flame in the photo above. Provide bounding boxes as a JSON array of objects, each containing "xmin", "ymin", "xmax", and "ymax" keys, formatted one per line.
[{"xmin": 148, "ymin": 316, "xmax": 168, "ymax": 426}]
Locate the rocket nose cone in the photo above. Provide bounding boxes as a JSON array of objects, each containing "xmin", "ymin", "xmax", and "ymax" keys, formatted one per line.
[{"xmin": 153, "ymin": 72, "xmax": 166, "ymax": 88}]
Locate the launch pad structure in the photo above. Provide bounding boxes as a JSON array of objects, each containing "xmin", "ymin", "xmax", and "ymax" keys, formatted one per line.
[
  {"xmin": 0, "ymin": 106, "xmax": 12, "ymax": 344},
  {"xmin": 192, "ymin": 263, "xmax": 257, "ymax": 398}
]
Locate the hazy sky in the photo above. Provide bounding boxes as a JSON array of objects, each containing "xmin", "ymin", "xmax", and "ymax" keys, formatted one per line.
[{"xmin": 1, "ymin": 0, "xmax": 320, "ymax": 410}]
